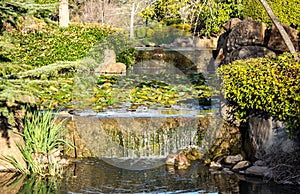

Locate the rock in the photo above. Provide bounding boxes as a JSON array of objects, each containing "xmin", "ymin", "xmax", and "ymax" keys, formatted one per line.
[
  {"xmin": 267, "ymin": 24, "xmax": 299, "ymax": 52},
  {"xmin": 226, "ymin": 18, "xmax": 267, "ymax": 52},
  {"xmin": 209, "ymin": 161, "xmax": 222, "ymax": 170},
  {"xmin": 254, "ymin": 160, "xmax": 266, "ymax": 166},
  {"xmin": 175, "ymin": 152, "xmax": 191, "ymax": 170},
  {"xmin": 232, "ymin": 160, "xmax": 250, "ymax": 171},
  {"xmin": 0, "ymin": 131, "xmax": 26, "ymax": 172},
  {"xmin": 94, "ymin": 49, "xmax": 126, "ymax": 76},
  {"xmin": 166, "ymin": 154, "xmax": 177, "ymax": 166},
  {"xmin": 224, "ymin": 154, "xmax": 243, "ymax": 164},
  {"xmin": 222, "ymin": 167, "xmax": 234, "ymax": 175},
  {"xmin": 194, "ymin": 37, "xmax": 217, "ymax": 49},
  {"xmin": 222, "ymin": 18, "xmax": 242, "ymax": 31},
  {"xmin": 244, "ymin": 166, "xmax": 270, "ymax": 177},
  {"xmin": 215, "ymin": 18, "xmax": 299, "ymax": 65},
  {"xmin": 186, "ymin": 147, "xmax": 203, "ymax": 161}
]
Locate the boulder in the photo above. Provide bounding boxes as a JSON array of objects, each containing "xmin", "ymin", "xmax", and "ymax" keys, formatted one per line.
[
  {"xmin": 94, "ymin": 49, "xmax": 126, "ymax": 76},
  {"xmin": 244, "ymin": 166, "xmax": 270, "ymax": 177},
  {"xmin": 267, "ymin": 24, "xmax": 299, "ymax": 52},
  {"xmin": 0, "ymin": 131, "xmax": 26, "ymax": 172},
  {"xmin": 224, "ymin": 154, "xmax": 243, "ymax": 164},
  {"xmin": 215, "ymin": 18, "xmax": 299, "ymax": 65},
  {"xmin": 232, "ymin": 160, "xmax": 250, "ymax": 171}
]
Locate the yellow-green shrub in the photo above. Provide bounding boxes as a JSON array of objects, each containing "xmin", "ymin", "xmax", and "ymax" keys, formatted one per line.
[
  {"xmin": 2, "ymin": 23, "xmax": 114, "ymax": 67},
  {"xmin": 218, "ymin": 53, "xmax": 300, "ymax": 133},
  {"xmin": 242, "ymin": 0, "xmax": 300, "ymax": 31}
]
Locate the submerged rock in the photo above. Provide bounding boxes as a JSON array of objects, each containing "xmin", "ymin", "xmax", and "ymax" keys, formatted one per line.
[
  {"xmin": 243, "ymin": 166, "xmax": 270, "ymax": 177},
  {"xmin": 232, "ymin": 161, "xmax": 250, "ymax": 171}
]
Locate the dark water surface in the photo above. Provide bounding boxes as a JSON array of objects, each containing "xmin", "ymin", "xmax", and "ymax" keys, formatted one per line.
[{"xmin": 58, "ymin": 158, "xmax": 300, "ymax": 194}]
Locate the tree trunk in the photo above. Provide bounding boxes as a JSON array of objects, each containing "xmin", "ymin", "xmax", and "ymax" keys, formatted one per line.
[
  {"xmin": 129, "ymin": 2, "xmax": 135, "ymax": 39},
  {"xmin": 259, "ymin": 0, "xmax": 297, "ymax": 55},
  {"xmin": 59, "ymin": 0, "xmax": 69, "ymax": 27}
]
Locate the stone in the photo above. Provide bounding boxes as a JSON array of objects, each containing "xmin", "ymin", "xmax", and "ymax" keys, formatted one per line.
[
  {"xmin": 166, "ymin": 154, "xmax": 177, "ymax": 166},
  {"xmin": 215, "ymin": 18, "xmax": 299, "ymax": 66},
  {"xmin": 222, "ymin": 18, "xmax": 242, "ymax": 31},
  {"xmin": 254, "ymin": 160, "xmax": 266, "ymax": 166},
  {"xmin": 94, "ymin": 49, "xmax": 126, "ymax": 76},
  {"xmin": 224, "ymin": 154, "xmax": 243, "ymax": 164},
  {"xmin": 222, "ymin": 167, "xmax": 234, "ymax": 175},
  {"xmin": 209, "ymin": 161, "xmax": 222, "ymax": 170},
  {"xmin": 0, "ymin": 131, "xmax": 26, "ymax": 172},
  {"xmin": 175, "ymin": 152, "xmax": 191, "ymax": 170},
  {"xmin": 267, "ymin": 24, "xmax": 299, "ymax": 52},
  {"xmin": 232, "ymin": 160, "xmax": 250, "ymax": 171},
  {"xmin": 244, "ymin": 166, "xmax": 270, "ymax": 177}
]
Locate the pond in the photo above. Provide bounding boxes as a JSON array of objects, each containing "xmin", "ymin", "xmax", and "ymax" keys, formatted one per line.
[{"xmin": 2, "ymin": 158, "xmax": 299, "ymax": 193}]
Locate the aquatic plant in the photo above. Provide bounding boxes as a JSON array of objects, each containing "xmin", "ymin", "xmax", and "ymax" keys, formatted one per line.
[{"xmin": 3, "ymin": 109, "xmax": 71, "ymax": 177}]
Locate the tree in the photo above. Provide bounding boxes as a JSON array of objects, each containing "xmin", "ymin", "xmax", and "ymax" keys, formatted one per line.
[
  {"xmin": 259, "ymin": 0, "xmax": 297, "ymax": 55},
  {"xmin": 0, "ymin": 0, "xmax": 58, "ymax": 33},
  {"xmin": 128, "ymin": 0, "xmax": 157, "ymax": 39}
]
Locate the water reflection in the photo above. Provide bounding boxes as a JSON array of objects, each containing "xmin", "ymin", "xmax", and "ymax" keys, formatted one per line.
[
  {"xmin": 1, "ymin": 158, "xmax": 300, "ymax": 193},
  {"xmin": 61, "ymin": 158, "xmax": 232, "ymax": 193}
]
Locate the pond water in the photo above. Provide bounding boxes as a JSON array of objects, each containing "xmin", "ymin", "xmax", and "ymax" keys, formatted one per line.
[{"xmin": 1, "ymin": 158, "xmax": 300, "ymax": 193}]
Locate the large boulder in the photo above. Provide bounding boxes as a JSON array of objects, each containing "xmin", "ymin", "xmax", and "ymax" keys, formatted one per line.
[
  {"xmin": 215, "ymin": 18, "xmax": 299, "ymax": 65},
  {"xmin": 267, "ymin": 24, "xmax": 299, "ymax": 52}
]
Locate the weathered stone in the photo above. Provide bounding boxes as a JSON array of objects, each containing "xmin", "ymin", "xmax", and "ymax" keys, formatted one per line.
[
  {"xmin": 226, "ymin": 46, "xmax": 276, "ymax": 62},
  {"xmin": 226, "ymin": 18, "xmax": 267, "ymax": 52},
  {"xmin": 194, "ymin": 37, "xmax": 218, "ymax": 49},
  {"xmin": 0, "ymin": 172, "xmax": 25, "ymax": 193},
  {"xmin": 222, "ymin": 18, "xmax": 242, "ymax": 31},
  {"xmin": 215, "ymin": 18, "xmax": 299, "ymax": 66},
  {"xmin": 210, "ymin": 161, "xmax": 222, "ymax": 170},
  {"xmin": 225, "ymin": 154, "xmax": 243, "ymax": 164},
  {"xmin": 94, "ymin": 49, "xmax": 126, "ymax": 76},
  {"xmin": 0, "ymin": 131, "xmax": 26, "ymax": 172},
  {"xmin": 267, "ymin": 24, "xmax": 299, "ymax": 52},
  {"xmin": 244, "ymin": 166, "xmax": 270, "ymax": 177},
  {"xmin": 222, "ymin": 167, "xmax": 234, "ymax": 175},
  {"xmin": 232, "ymin": 160, "xmax": 250, "ymax": 171}
]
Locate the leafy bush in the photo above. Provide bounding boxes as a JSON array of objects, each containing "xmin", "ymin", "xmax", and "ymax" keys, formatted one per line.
[
  {"xmin": 2, "ymin": 23, "xmax": 114, "ymax": 67},
  {"xmin": 242, "ymin": 0, "xmax": 300, "ymax": 31},
  {"xmin": 218, "ymin": 53, "xmax": 300, "ymax": 133},
  {"xmin": 140, "ymin": 0, "xmax": 243, "ymax": 37}
]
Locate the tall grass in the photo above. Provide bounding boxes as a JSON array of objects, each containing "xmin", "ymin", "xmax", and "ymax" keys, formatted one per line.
[{"xmin": 3, "ymin": 110, "xmax": 71, "ymax": 177}]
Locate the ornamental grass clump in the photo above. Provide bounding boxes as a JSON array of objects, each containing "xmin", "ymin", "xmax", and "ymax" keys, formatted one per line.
[{"xmin": 3, "ymin": 110, "xmax": 71, "ymax": 177}]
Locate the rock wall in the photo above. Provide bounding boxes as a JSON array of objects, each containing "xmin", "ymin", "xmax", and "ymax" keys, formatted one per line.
[{"xmin": 215, "ymin": 18, "xmax": 299, "ymax": 65}]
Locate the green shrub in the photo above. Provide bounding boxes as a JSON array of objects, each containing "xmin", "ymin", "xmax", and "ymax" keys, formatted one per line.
[
  {"xmin": 218, "ymin": 53, "xmax": 300, "ymax": 133},
  {"xmin": 2, "ymin": 23, "xmax": 114, "ymax": 67},
  {"xmin": 242, "ymin": 0, "xmax": 300, "ymax": 31}
]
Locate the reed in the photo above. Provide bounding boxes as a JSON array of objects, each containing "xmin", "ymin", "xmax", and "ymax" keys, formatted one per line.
[{"xmin": 3, "ymin": 109, "xmax": 71, "ymax": 177}]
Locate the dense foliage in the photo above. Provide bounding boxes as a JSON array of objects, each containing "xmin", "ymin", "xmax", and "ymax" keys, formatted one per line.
[
  {"xmin": 218, "ymin": 53, "xmax": 300, "ymax": 134},
  {"xmin": 2, "ymin": 23, "xmax": 114, "ymax": 67},
  {"xmin": 0, "ymin": 0, "xmax": 58, "ymax": 33},
  {"xmin": 242, "ymin": 0, "xmax": 300, "ymax": 31},
  {"xmin": 140, "ymin": 0, "xmax": 243, "ymax": 37}
]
